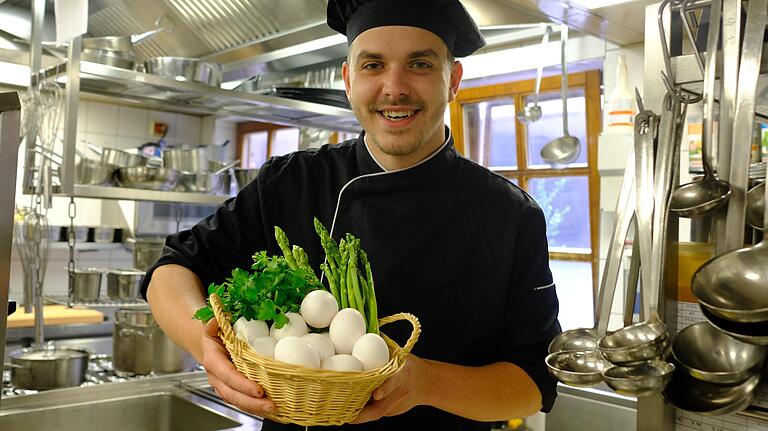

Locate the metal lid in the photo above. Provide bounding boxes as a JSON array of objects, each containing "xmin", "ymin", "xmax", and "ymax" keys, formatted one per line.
[
  {"xmin": 11, "ymin": 347, "xmax": 89, "ymax": 361},
  {"xmin": 115, "ymin": 308, "xmax": 156, "ymax": 326},
  {"xmin": 70, "ymin": 267, "xmax": 103, "ymax": 274},
  {"xmin": 107, "ymin": 268, "xmax": 146, "ymax": 276}
]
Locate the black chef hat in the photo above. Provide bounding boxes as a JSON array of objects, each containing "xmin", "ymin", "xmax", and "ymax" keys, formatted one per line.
[{"xmin": 327, "ymin": 0, "xmax": 486, "ymax": 57}]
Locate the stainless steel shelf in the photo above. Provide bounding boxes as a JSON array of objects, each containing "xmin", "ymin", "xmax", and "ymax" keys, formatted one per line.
[
  {"xmin": 41, "ymin": 61, "xmax": 361, "ymax": 134},
  {"xmin": 46, "ymin": 295, "xmax": 148, "ymax": 309},
  {"xmin": 65, "ymin": 184, "xmax": 231, "ymax": 205}
]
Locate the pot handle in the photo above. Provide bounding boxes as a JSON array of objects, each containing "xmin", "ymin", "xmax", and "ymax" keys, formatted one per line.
[
  {"xmin": 119, "ymin": 328, "xmax": 153, "ymax": 339},
  {"xmin": 3, "ymin": 363, "xmax": 26, "ymax": 370}
]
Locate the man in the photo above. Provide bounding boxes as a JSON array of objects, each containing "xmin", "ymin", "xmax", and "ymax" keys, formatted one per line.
[{"xmin": 143, "ymin": 0, "xmax": 561, "ymax": 429}]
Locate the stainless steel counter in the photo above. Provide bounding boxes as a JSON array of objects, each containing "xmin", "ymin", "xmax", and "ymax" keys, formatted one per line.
[
  {"xmin": 0, "ymin": 371, "xmax": 264, "ymax": 431},
  {"xmin": 546, "ymin": 383, "xmax": 637, "ymax": 431}
]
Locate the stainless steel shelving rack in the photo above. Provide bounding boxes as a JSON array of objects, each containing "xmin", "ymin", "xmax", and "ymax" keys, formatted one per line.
[{"xmin": 641, "ymin": 1, "xmax": 768, "ymax": 429}]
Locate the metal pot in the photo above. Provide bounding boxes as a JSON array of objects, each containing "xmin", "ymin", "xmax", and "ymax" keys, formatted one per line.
[
  {"xmin": 115, "ymin": 166, "xmax": 180, "ymax": 191},
  {"xmin": 162, "ymin": 147, "xmax": 208, "ymax": 173},
  {"xmin": 75, "ymin": 158, "xmax": 117, "ymax": 185},
  {"xmin": 141, "ymin": 57, "xmax": 223, "ymax": 87},
  {"xmin": 113, "ymin": 309, "xmax": 155, "ymax": 376},
  {"xmin": 82, "ymin": 48, "xmax": 135, "ymax": 69},
  {"xmin": 7, "ymin": 347, "xmax": 89, "ymax": 390},
  {"xmin": 87, "ymin": 143, "xmax": 148, "ymax": 168},
  {"xmin": 234, "ymin": 168, "xmax": 259, "ymax": 190},
  {"xmin": 130, "ymin": 237, "xmax": 166, "ymax": 271},
  {"xmin": 106, "ymin": 269, "xmax": 145, "ymax": 300},
  {"xmin": 153, "ymin": 325, "xmax": 194, "ymax": 374},
  {"xmin": 69, "ymin": 268, "xmax": 103, "ymax": 301}
]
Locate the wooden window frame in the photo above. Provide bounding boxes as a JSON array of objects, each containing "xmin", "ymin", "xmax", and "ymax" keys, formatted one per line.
[
  {"xmin": 236, "ymin": 122, "xmax": 291, "ymax": 165},
  {"xmin": 450, "ymin": 70, "xmax": 602, "ymax": 294}
]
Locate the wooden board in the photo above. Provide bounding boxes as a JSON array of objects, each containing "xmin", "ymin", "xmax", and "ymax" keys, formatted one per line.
[{"xmin": 7, "ymin": 305, "xmax": 105, "ymax": 328}]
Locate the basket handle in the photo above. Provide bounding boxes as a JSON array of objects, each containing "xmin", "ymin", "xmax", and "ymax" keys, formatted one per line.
[
  {"xmin": 378, "ymin": 313, "xmax": 421, "ymax": 359},
  {"xmin": 210, "ymin": 293, "xmax": 234, "ymax": 340}
]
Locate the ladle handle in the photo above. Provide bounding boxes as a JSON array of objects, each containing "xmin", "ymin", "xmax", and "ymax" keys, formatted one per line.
[
  {"xmin": 559, "ymin": 24, "xmax": 570, "ymax": 136},
  {"xmin": 633, "ymin": 109, "xmax": 656, "ymax": 320},
  {"xmin": 596, "ymin": 148, "xmax": 636, "ymax": 336},
  {"xmin": 533, "ymin": 25, "xmax": 550, "ymax": 107},
  {"xmin": 700, "ymin": 0, "xmax": 722, "ymax": 178}
]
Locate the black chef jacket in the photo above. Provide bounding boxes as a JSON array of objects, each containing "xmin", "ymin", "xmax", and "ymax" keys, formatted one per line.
[{"xmin": 141, "ymin": 129, "xmax": 561, "ymax": 431}]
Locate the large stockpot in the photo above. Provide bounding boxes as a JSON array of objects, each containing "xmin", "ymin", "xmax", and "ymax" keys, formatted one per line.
[
  {"xmin": 113, "ymin": 309, "xmax": 194, "ymax": 375},
  {"xmin": 113, "ymin": 309, "xmax": 155, "ymax": 376},
  {"xmin": 106, "ymin": 269, "xmax": 145, "ymax": 300},
  {"xmin": 142, "ymin": 57, "xmax": 223, "ymax": 87},
  {"xmin": 7, "ymin": 347, "xmax": 89, "ymax": 390},
  {"xmin": 162, "ymin": 147, "xmax": 208, "ymax": 173}
]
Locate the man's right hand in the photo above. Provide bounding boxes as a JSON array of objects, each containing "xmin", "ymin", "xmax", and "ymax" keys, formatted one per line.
[{"xmin": 202, "ymin": 318, "xmax": 276, "ymax": 415}]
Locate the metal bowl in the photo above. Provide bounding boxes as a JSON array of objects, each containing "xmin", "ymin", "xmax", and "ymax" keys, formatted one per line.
[
  {"xmin": 234, "ymin": 168, "xmax": 259, "ymax": 190},
  {"xmin": 142, "ymin": 57, "xmax": 223, "ymax": 87},
  {"xmin": 75, "ymin": 158, "xmax": 117, "ymax": 186},
  {"xmin": 162, "ymin": 147, "xmax": 208, "ymax": 173},
  {"xmin": 598, "ymin": 320, "xmax": 669, "ymax": 365},
  {"xmin": 82, "ymin": 48, "xmax": 135, "ymax": 69},
  {"xmin": 548, "ymin": 328, "xmax": 598, "ymax": 354},
  {"xmin": 700, "ymin": 305, "xmax": 768, "ymax": 346},
  {"xmin": 663, "ymin": 370, "xmax": 761, "ymax": 416},
  {"xmin": 672, "ymin": 321, "xmax": 767, "ymax": 384},
  {"xmin": 602, "ymin": 360, "xmax": 675, "ymax": 397},
  {"xmin": 115, "ymin": 166, "xmax": 180, "ymax": 191},
  {"xmin": 176, "ymin": 171, "xmax": 228, "ymax": 194},
  {"xmin": 545, "ymin": 350, "xmax": 610, "ymax": 387}
]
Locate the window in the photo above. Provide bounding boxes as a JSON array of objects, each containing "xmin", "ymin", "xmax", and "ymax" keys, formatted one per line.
[
  {"xmin": 236, "ymin": 123, "xmax": 301, "ymax": 169},
  {"xmin": 451, "ymin": 71, "xmax": 601, "ymax": 331}
]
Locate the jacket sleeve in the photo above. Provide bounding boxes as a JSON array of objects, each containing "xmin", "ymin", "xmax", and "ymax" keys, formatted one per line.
[
  {"xmin": 501, "ymin": 203, "xmax": 561, "ymax": 413},
  {"xmin": 140, "ymin": 167, "xmax": 272, "ymax": 299}
]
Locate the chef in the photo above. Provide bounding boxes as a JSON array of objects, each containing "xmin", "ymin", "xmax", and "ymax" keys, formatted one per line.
[{"xmin": 142, "ymin": 0, "xmax": 561, "ymax": 429}]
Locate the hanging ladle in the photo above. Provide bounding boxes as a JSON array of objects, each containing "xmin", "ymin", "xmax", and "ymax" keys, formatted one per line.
[
  {"xmin": 540, "ymin": 24, "xmax": 580, "ymax": 166},
  {"xmin": 669, "ymin": 0, "xmax": 732, "ymax": 217},
  {"xmin": 690, "ymin": 0, "xmax": 768, "ymax": 324},
  {"xmin": 745, "ymin": 181, "xmax": 764, "ymax": 230},
  {"xmin": 517, "ymin": 25, "xmax": 550, "ymax": 124}
]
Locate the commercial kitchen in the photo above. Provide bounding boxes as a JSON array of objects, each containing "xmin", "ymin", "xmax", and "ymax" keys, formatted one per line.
[{"xmin": 0, "ymin": 0, "xmax": 767, "ymax": 430}]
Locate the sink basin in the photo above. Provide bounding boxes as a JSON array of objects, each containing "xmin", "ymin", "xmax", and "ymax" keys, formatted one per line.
[{"xmin": 0, "ymin": 392, "xmax": 240, "ymax": 431}]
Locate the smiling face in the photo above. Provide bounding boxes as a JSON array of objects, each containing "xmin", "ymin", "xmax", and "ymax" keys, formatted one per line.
[{"xmin": 342, "ymin": 26, "xmax": 463, "ymax": 170}]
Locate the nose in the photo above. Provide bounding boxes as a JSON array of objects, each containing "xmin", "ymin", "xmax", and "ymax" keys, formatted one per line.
[{"xmin": 381, "ymin": 68, "xmax": 410, "ymax": 99}]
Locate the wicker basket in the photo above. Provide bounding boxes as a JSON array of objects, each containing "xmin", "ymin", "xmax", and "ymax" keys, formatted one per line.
[{"xmin": 210, "ymin": 293, "xmax": 421, "ymax": 426}]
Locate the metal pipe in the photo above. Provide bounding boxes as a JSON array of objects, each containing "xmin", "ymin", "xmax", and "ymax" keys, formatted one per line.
[
  {"xmin": 60, "ymin": 36, "xmax": 82, "ymax": 195},
  {"xmin": 0, "ymin": 91, "xmax": 23, "ymax": 408}
]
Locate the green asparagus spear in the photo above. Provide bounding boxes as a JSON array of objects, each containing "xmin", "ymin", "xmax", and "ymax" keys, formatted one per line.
[
  {"xmin": 320, "ymin": 262, "xmax": 340, "ymax": 300},
  {"xmin": 359, "ymin": 249, "xmax": 378, "ymax": 334},
  {"xmin": 347, "ymin": 244, "xmax": 361, "ymax": 312},
  {"xmin": 292, "ymin": 245, "xmax": 321, "ymax": 285},
  {"xmin": 338, "ymin": 238, "xmax": 349, "ymax": 309},
  {"xmin": 274, "ymin": 226, "xmax": 299, "ymax": 269}
]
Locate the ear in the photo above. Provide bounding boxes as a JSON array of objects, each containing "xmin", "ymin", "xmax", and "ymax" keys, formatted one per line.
[
  {"xmin": 447, "ymin": 60, "xmax": 463, "ymax": 103},
  {"xmin": 342, "ymin": 61, "xmax": 352, "ymax": 98}
]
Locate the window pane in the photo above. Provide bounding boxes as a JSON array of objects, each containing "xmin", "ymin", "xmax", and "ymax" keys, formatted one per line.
[
  {"xmin": 550, "ymin": 260, "xmax": 594, "ymax": 331},
  {"xmin": 244, "ymin": 131, "xmax": 268, "ymax": 168},
  {"xmin": 527, "ymin": 176, "xmax": 591, "ymax": 252},
  {"xmin": 461, "ymin": 97, "xmax": 517, "ymax": 168},
  {"xmin": 526, "ymin": 88, "xmax": 587, "ymax": 168},
  {"xmin": 270, "ymin": 128, "xmax": 300, "ymax": 157}
]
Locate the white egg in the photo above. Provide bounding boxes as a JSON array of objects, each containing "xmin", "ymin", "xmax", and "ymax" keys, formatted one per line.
[
  {"xmin": 302, "ymin": 333, "xmax": 336, "ymax": 361},
  {"xmin": 322, "ymin": 354, "xmax": 364, "ymax": 372},
  {"xmin": 233, "ymin": 317, "xmax": 270, "ymax": 346},
  {"xmin": 329, "ymin": 308, "xmax": 367, "ymax": 354},
  {"xmin": 300, "ymin": 290, "xmax": 339, "ymax": 328},
  {"xmin": 274, "ymin": 336, "xmax": 320, "ymax": 369},
  {"xmin": 249, "ymin": 336, "xmax": 277, "ymax": 358},
  {"xmin": 270, "ymin": 312, "xmax": 309, "ymax": 340},
  {"xmin": 352, "ymin": 333, "xmax": 390, "ymax": 371}
]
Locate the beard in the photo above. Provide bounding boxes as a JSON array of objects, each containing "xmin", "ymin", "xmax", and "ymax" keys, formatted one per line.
[{"xmin": 351, "ymin": 96, "xmax": 446, "ymax": 157}]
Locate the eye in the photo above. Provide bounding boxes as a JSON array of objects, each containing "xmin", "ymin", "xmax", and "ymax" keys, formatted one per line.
[
  {"xmin": 361, "ymin": 62, "xmax": 383, "ymax": 71},
  {"xmin": 411, "ymin": 61, "xmax": 433, "ymax": 69}
]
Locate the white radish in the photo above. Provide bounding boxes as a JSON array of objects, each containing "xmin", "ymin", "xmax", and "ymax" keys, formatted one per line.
[
  {"xmin": 249, "ymin": 336, "xmax": 277, "ymax": 358},
  {"xmin": 302, "ymin": 333, "xmax": 336, "ymax": 361},
  {"xmin": 352, "ymin": 333, "xmax": 390, "ymax": 371},
  {"xmin": 322, "ymin": 354, "xmax": 363, "ymax": 372},
  {"xmin": 274, "ymin": 336, "xmax": 320, "ymax": 369},
  {"xmin": 270, "ymin": 312, "xmax": 309, "ymax": 340},
  {"xmin": 234, "ymin": 317, "xmax": 270, "ymax": 346},
  {"xmin": 329, "ymin": 308, "xmax": 366, "ymax": 354},
  {"xmin": 300, "ymin": 290, "xmax": 339, "ymax": 328}
]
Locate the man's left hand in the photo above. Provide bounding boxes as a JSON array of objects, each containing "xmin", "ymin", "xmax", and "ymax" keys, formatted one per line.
[{"xmin": 350, "ymin": 354, "xmax": 432, "ymax": 424}]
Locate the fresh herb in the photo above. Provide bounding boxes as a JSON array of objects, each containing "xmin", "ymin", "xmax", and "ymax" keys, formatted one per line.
[{"xmin": 193, "ymin": 228, "xmax": 323, "ymax": 327}]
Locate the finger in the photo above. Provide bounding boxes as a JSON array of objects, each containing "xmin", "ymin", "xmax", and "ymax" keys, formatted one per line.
[
  {"xmin": 203, "ymin": 349, "xmax": 264, "ymax": 397},
  {"xmin": 372, "ymin": 373, "xmax": 402, "ymax": 401},
  {"xmin": 209, "ymin": 373, "xmax": 276, "ymax": 414},
  {"xmin": 349, "ymin": 401, "xmax": 386, "ymax": 424},
  {"xmin": 204, "ymin": 318, "xmax": 224, "ymax": 342}
]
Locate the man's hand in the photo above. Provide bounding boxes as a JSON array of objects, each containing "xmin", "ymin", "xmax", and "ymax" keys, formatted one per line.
[
  {"xmin": 202, "ymin": 318, "xmax": 276, "ymax": 415},
  {"xmin": 350, "ymin": 354, "xmax": 431, "ymax": 424}
]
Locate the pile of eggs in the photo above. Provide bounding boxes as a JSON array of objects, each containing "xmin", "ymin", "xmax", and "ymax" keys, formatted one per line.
[{"xmin": 233, "ymin": 290, "xmax": 390, "ymax": 372}]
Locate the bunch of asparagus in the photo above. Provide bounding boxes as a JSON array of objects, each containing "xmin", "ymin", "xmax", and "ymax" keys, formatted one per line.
[{"xmin": 313, "ymin": 218, "xmax": 379, "ymax": 334}]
